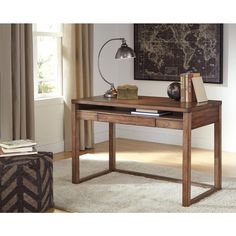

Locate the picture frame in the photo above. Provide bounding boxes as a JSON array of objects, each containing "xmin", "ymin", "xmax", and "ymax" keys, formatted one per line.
[{"xmin": 134, "ymin": 24, "xmax": 223, "ymax": 83}]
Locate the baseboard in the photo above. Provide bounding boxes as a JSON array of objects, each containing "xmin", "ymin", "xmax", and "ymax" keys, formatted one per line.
[
  {"xmin": 117, "ymin": 126, "xmax": 182, "ymax": 146},
  {"xmin": 94, "ymin": 130, "xmax": 108, "ymax": 144},
  {"xmin": 37, "ymin": 141, "xmax": 64, "ymax": 154},
  {"xmin": 117, "ymin": 125, "xmax": 214, "ymax": 150}
]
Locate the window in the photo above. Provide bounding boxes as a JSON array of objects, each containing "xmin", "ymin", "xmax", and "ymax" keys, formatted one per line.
[{"xmin": 33, "ymin": 24, "xmax": 63, "ymax": 99}]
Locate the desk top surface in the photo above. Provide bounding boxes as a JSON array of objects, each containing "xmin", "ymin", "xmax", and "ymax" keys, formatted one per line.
[{"xmin": 72, "ymin": 96, "xmax": 221, "ymax": 112}]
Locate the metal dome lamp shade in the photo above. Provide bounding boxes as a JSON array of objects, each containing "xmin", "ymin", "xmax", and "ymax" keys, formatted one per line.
[{"xmin": 97, "ymin": 38, "xmax": 136, "ymax": 98}]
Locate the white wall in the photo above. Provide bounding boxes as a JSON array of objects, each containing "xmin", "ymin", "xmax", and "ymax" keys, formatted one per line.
[
  {"xmin": 34, "ymin": 97, "xmax": 64, "ymax": 153},
  {"xmin": 93, "ymin": 24, "xmax": 236, "ymax": 153},
  {"xmin": 92, "ymin": 24, "xmax": 126, "ymax": 143}
]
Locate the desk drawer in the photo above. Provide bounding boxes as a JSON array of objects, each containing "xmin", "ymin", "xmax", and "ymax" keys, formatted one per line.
[
  {"xmin": 155, "ymin": 119, "xmax": 183, "ymax": 130},
  {"xmin": 78, "ymin": 110, "xmax": 98, "ymax": 121},
  {"xmin": 98, "ymin": 113, "xmax": 156, "ymax": 127}
]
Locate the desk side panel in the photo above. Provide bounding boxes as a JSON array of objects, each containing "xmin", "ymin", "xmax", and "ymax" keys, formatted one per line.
[{"xmin": 192, "ymin": 106, "xmax": 219, "ymax": 129}]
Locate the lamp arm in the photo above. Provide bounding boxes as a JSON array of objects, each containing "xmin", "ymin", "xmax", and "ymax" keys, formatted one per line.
[{"xmin": 97, "ymin": 38, "xmax": 125, "ymax": 87}]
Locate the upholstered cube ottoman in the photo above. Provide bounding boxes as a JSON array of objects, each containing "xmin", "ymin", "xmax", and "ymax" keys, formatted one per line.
[{"xmin": 0, "ymin": 152, "xmax": 54, "ymax": 212}]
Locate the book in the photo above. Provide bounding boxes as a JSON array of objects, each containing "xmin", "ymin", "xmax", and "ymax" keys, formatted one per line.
[
  {"xmin": 135, "ymin": 109, "xmax": 159, "ymax": 113},
  {"xmin": 0, "ymin": 147, "xmax": 38, "ymax": 158},
  {"xmin": 180, "ymin": 74, "xmax": 186, "ymax": 102},
  {"xmin": 0, "ymin": 139, "xmax": 37, "ymax": 149},
  {"xmin": 180, "ymin": 72, "xmax": 200, "ymax": 102},
  {"xmin": 131, "ymin": 111, "xmax": 172, "ymax": 117},
  {"xmin": 191, "ymin": 76, "xmax": 208, "ymax": 103},
  {"xmin": 187, "ymin": 73, "xmax": 200, "ymax": 102},
  {"xmin": 1, "ymin": 146, "xmax": 33, "ymax": 153}
]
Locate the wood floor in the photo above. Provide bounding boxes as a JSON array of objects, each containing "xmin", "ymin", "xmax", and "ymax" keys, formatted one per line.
[
  {"xmin": 52, "ymin": 138, "xmax": 236, "ymax": 212},
  {"xmin": 54, "ymin": 138, "xmax": 236, "ymax": 177}
]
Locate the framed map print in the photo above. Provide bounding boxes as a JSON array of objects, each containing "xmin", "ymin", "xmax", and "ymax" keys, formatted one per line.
[{"xmin": 134, "ymin": 24, "xmax": 223, "ymax": 83}]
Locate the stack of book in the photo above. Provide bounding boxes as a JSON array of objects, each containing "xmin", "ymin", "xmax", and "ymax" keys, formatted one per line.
[
  {"xmin": 131, "ymin": 109, "xmax": 172, "ymax": 117},
  {"xmin": 180, "ymin": 72, "xmax": 208, "ymax": 103},
  {"xmin": 0, "ymin": 139, "xmax": 38, "ymax": 157}
]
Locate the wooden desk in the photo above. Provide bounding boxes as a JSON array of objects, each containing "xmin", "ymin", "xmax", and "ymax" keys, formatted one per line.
[{"xmin": 72, "ymin": 96, "xmax": 222, "ymax": 207}]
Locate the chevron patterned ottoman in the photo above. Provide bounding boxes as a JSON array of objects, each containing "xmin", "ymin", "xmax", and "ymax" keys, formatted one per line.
[{"xmin": 0, "ymin": 152, "xmax": 54, "ymax": 212}]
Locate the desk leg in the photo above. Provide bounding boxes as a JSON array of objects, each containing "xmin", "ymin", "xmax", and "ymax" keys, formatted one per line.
[
  {"xmin": 72, "ymin": 103, "xmax": 80, "ymax": 184},
  {"xmin": 109, "ymin": 123, "xmax": 116, "ymax": 171},
  {"xmin": 182, "ymin": 112, "xmax": 192, "ymax": 207},
  {"xmin": 214, "ymin": 105, "xmax": 222, "ymax": 189}
]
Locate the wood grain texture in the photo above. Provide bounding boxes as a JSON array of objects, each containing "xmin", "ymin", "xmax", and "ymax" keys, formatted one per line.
[
  {"xmin": 182, "ymin": 112, "xmax": 192, "ymax": 207},
  {"xmin": 78, "ymin": 109, "xmax": 183, "ymax": 129},
  {"xmin": 192, "ymin": 106, "xmax": 218, "ymax": 129},
  {"xmin": 78, "ymin": 110, "xmax": 98, "ymax": 121},
  {"xmin": 190, "ymin": 188, "xmax": 217, "ymax": 205},
  {"xmin": 98, "ymin": 113, "xmax": 156, "ymax": 127},
  {"xmin": 156, "ymin": 119, "xmax": 182, "ymax": 129},
  {"xmin": 72, "ymin": 103, "xmax": 80, "ymax": 184},
  {"xmin": 109, "ymin": 123, "xmax": 116, "ymax": 171},
  {"xmin": 79, "ymin": 170, "xmax": 111, "ymax": 183},
  {"xmin": 71, "ymin": 95, "xmax": 222, "ymax": 207},
  {"xmin": 214, "ymin": 105, "xmax": 222, "ymax": 189},
  {"xmin": 72, "ymin": 96, "xmax": 221, "ymax": 113},
  {"xmin": 115, "ymin": 168, "xmax": 213, "ymax": 189}
]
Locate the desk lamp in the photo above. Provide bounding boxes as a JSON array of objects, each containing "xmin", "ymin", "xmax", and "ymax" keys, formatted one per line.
[{"xmin": 97, "ymin": 38, "xmax": 135, "ymax": 98}]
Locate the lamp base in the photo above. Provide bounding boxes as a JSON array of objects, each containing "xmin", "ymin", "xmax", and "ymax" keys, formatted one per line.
[{"xmin": 104, "ymin": 87, "xmax": 117, "ymax": 98}]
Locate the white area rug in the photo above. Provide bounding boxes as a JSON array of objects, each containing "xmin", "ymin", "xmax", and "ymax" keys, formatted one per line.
[{"xmin": 54, "ymin": 154, "xmax": 236, "ymax": 212}]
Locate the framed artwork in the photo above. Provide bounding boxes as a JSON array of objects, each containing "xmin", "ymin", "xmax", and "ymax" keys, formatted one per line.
[{"xmin": 134, "ymin": 24, "xmax": 223, "ymax": 83}]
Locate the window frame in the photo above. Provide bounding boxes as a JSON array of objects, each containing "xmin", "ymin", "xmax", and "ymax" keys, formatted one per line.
[{"xmin": 33, "ymin": 24, "xmax": 63, "ymax": 100}]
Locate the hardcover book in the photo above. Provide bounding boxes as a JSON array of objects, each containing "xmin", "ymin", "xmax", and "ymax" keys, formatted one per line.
[
  {"xmin": 1, "ymin": 146, "xmax": 33, "ymax": 153},
  {"xmin": 192, "ymin": 76, "xmax": 208, "ymax": 103},
  {"xmin": 0, "ymin": 139, "xmax": 37, "ymax": 149},
  {"xmin": 0, "ymin": 147, "xmax": 38, "ymax": 157},
  {"xmin": 180, "ymin": 72, "xmax": 200, "ymax": 102}
]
